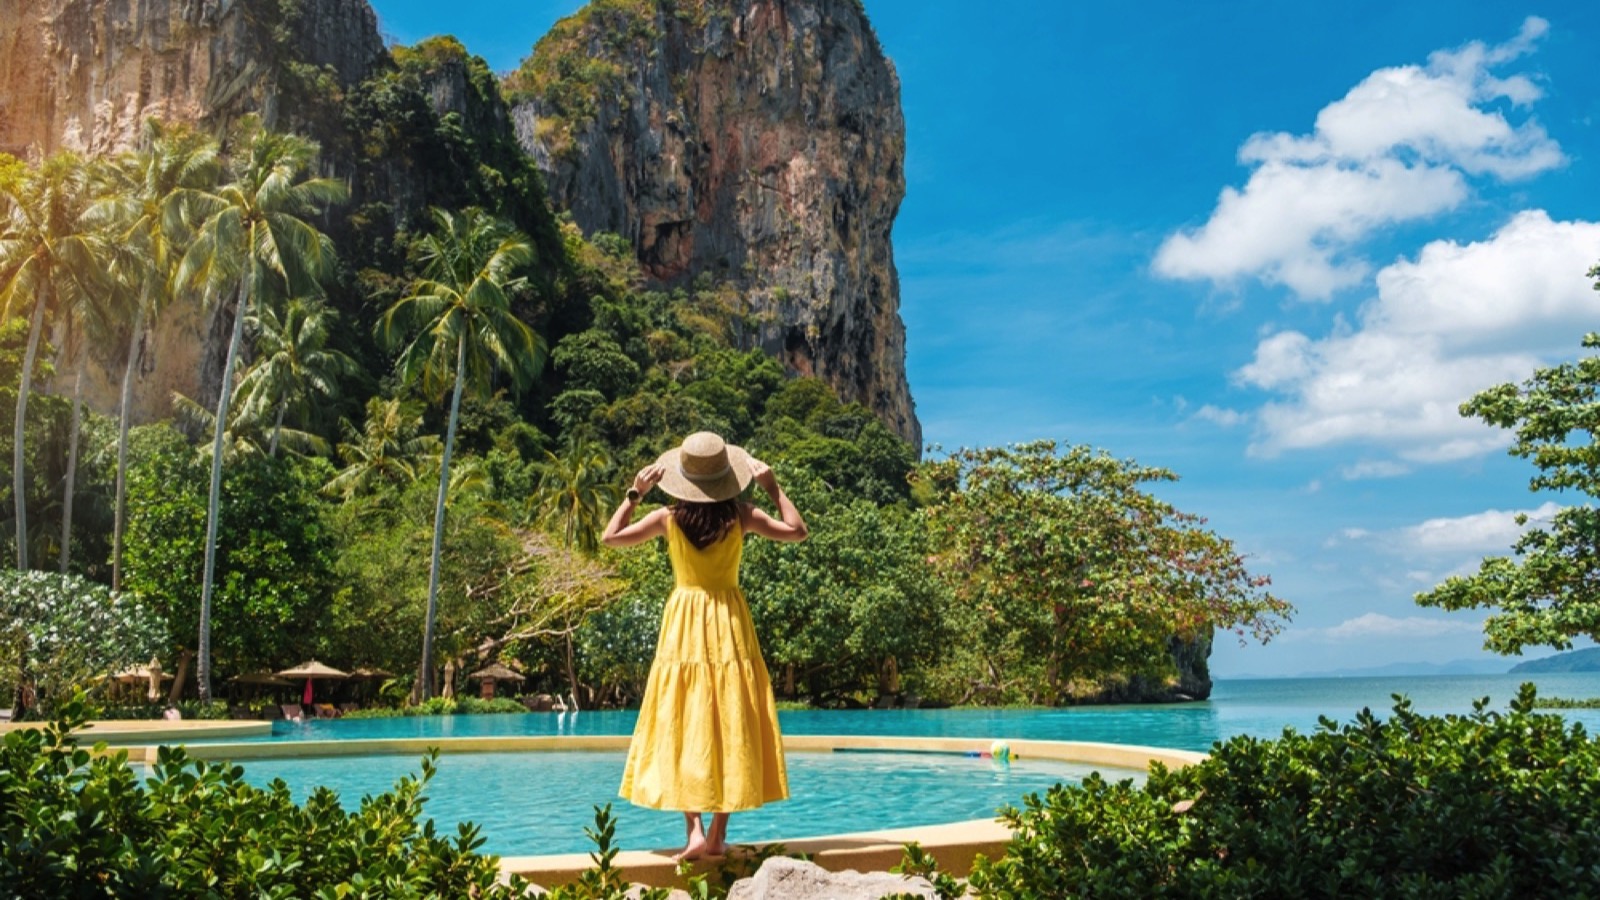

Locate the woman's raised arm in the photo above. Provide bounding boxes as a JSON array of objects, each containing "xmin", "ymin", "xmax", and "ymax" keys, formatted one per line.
[
  {"xmin": 601, "ymin": 464, "xmax": 669, "ymax": 547},
  {"xmin": 741, "ymin": 459, "xmax": 808, "ymax": 542}
]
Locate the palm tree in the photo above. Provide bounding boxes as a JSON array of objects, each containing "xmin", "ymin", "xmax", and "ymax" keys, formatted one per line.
[
  {"xmin": 323, "ymin": 396, "xmax": 440, "ymax": 499},
  {"xmin": 171, "ymin": 384, "xmax": 330, "ymax": 462},
  {"xmin": 377, "ymin": 207, "xmax": 546, "ymax": 699},
  {"xmin": 88, "ymin": 120, "xmax": 220, "ymax": 590},
  {"xmin": 530, "ymin": 434, "xmax": 619, "ymax": 555},
  {"xmin": 176, "ymin": 120, "xmax": 346, "ymax": 701},
  {"xmin": 0, "ymin": 152, "xmax": 100, "ymax": 570},
  {"xmin": 233, "ymin": 297, "xmax": 357, "ymax": 457}
]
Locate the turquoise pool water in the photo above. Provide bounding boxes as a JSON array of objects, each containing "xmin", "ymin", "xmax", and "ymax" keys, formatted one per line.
[
  {"xmin": 186, "ymin": 673, "xmax": 1600, "ymax": 856},
  {"xmin": 227, "ymin": 749, "xmax": 1122, "ymax": 856}
]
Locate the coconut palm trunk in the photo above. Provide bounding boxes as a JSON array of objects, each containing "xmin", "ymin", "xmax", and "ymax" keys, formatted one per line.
[
  {"xmin": 198, "ymin": 278, "xmax": 250, "ymax": 702},
  {"xmin": 418, "ymin": 333, "xmax": 467, "ymax": 700},
  {"xmin": 59, "ymin": 367, "xmax": 82, "ymax": 572},
  {"xmin": 111, "ymin": 304, "xmax": 145, "ymax": 592},
  {"xmin": 13, "ymin": 285, "xmax": 48, "ymax": 570}
]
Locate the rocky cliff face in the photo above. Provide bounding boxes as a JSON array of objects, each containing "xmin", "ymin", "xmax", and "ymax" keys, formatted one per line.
[
  {"xmin": 509, "ymin": 0, "xmax": 920, "ymax": 447},
  {"xmin": 0, "ymin": 0, "xmax": 387, "ymax": 419},
  {"xmin": 0, "ymin": 0, "xmax": 384, "ymax": 158}
]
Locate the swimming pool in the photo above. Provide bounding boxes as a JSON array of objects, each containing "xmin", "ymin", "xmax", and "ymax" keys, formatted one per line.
[{"xmin": 222, "ymin": 747, "xmax": 1133, "ymax": 856}]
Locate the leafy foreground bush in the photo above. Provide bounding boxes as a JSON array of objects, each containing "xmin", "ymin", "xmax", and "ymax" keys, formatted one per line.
[
  {"xmin": 0, "ymin": 697, "xmax": 770, "ymax": 899},
  {"xmin": 0, "ymin": 697, "xmax": 532, "ymax": 897},
  {"xmin": 925, "ymin": 685, "xmax": 1600, "ymax": 898}
]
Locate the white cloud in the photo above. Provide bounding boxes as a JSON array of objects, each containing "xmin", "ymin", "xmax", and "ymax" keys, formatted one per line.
[
  {"xmin": 1238, "ymin": 211, "xmax": 1600, "ymax": 460},
  {"xmin": 1191, "ymin": 404, "xmax": 1247, "ymax": 427},
  {"xmin": 1400, "ymin": 501, "xmax": 1562, "ymax": 555},
  {"xmin": 1341, "ymin": 460, "xmax": 1410, "ymax": 480},
  {"xmin": 1287, "ymin": 613, "xmax": 1486, "ymax": 643},
  {"xmin": 1153, "ymin": 17, "xmax": 1562, "ymax": 299}
]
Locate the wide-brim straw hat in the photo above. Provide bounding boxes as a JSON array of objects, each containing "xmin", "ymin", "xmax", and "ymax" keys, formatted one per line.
[{"xmin": 655, "ymin": 431, "xmax": 753, "ymax": 503}]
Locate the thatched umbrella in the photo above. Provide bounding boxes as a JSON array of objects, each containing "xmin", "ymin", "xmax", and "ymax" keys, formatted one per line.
[
  {"xmin": 276, "ymin": 660, "xmax": 349, "ymax": 706},
  {"xmin": 467, "ymin": 662, "xmax": 525, "ymax": 699}
]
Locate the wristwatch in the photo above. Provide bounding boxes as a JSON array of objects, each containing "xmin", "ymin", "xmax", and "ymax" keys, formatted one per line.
[{"xmin": 625, "ymin": 487, "xmax": 642, "ymax": 503}]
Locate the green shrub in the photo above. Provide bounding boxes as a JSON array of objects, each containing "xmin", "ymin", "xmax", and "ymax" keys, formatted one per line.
[
  {"xmin": 0, "ymin": 696, "xmax": 532, "ymax": 897},
  {"xmin": 453, "ymin": 697, "xmax": 529, "ymax": 715},
  {"xmin": 959, "ymin": 684, "xmax": 1600, "ymax": 898}
]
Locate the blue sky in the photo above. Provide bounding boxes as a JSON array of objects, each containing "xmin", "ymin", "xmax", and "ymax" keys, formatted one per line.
[{"xmin": 369, "ymin": 1, "xmax": 1600, "ymax": 676}]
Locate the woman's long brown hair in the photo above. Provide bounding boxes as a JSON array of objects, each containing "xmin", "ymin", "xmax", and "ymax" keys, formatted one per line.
[{"xmin": 672, "ymin": 499, "xmax": 740, "ymax": 549}]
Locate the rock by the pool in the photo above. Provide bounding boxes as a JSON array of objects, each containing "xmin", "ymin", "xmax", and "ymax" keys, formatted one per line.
[{"xmin": 726, "ymin": 857, "xmax": 936, "ymax": 899}]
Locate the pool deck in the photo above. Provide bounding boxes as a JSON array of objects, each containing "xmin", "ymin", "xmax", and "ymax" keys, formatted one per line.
[
  {"xmin": 0, "ymin": 718, "xmax": 271, "ymax": 744},
  {"xmin": 49, "ymin": 722, "xmax": 1206, "ymax": 889}
]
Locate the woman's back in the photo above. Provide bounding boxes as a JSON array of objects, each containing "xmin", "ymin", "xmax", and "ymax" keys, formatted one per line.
[{"xmin": 666, "ymin": 514, "xmax": 743, "ymax": 591}]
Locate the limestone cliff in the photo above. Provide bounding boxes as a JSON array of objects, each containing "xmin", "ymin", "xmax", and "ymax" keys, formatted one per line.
[
  {"xmin": 0, "ymin": 0, "xmax": 384, "ymax": 157},
  {"xmin": 508, "ymin": 0, "xmax": 920, "ymax": 447}
]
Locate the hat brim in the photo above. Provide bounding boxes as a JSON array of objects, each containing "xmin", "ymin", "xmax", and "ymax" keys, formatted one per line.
[{"xmin": 654, "ymin": 443, "xmax": 754, "ymax": 502}]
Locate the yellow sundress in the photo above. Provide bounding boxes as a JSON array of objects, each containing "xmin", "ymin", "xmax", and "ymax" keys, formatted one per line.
[{"xmin": 619, "ymin": 514, "xmax": 789, "ymax": 811}]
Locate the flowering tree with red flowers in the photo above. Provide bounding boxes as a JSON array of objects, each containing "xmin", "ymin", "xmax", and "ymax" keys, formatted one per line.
[{"xmin": 919, "ymin": 441, "xmax": 1291, "ymax": 705}]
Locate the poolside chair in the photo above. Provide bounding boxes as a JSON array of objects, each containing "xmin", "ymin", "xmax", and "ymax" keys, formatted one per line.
[
  {"xmin": 280, "ymin": 703, "xmax": 306, "ymax": 721},
  {"xmin": 314, "ymin": 703, "xmax": 339, "ymax": 719},
  {"xmin": 338, "ymin": 702, "xmax": 360, "ymax": 715}
]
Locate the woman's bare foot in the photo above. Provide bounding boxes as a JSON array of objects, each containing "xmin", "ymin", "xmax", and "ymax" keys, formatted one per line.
[
  {"xmin": 672, "ymin": 834, "xmax": 712, "ymax": 861},
  {"xmin": 673, "ymin": 811, "xmax": 710, "ymax": 861}
]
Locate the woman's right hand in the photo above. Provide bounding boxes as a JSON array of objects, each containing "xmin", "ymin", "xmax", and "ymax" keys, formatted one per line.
[{"xmin": 749, "ymin": 458, "xmax": 778, "ymax": 492}]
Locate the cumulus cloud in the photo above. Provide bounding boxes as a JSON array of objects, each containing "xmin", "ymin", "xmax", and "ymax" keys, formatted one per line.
[
  {"xmin": 1238, "ymin": 211, "xmax": 1600, "ymax": 460},
  {"xmin": 1334, "ymin": 501, "xmax": 1562, "ymax": 556},
  {"xmin": 1400, "ymin": 501, "xmax": 1562, "ymax": 555},
  {"xmin": 1153, "ymin": 17, "xmax": 1562, "ymax": 299}
]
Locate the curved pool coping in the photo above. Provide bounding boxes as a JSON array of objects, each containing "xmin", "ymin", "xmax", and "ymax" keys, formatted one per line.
[{"xmin": 93, "ymin": 727, "xmax": 1206, "ymax": 889}]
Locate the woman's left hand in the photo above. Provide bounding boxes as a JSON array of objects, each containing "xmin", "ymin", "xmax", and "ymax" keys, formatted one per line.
[{"xmin": 634, "ymin": 463, "xmax": 665, "ymax": 496}]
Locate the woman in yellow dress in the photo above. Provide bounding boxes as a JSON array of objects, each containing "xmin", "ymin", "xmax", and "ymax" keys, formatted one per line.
[{"xmin": 601, "ymin": 431, "xmax": 808, "ymax": 860}]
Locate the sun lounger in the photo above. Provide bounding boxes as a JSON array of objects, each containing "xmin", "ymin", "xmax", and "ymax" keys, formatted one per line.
[
  {"xmin": 280, "ymin": 703, "xmax": 306, "ymax": 721},
  {"xmin": 313, "ymin": 703, "xmax": 339, "ymax": 719}
]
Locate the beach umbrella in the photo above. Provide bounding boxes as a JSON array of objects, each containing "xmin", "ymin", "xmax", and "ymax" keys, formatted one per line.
[
  {"xmin": 349, "ymin": 667, "xmax": 394, "ymax": 679},
  {"xmin": 275, "ymin": 660, "xmax": 349, "ymax": 705}
]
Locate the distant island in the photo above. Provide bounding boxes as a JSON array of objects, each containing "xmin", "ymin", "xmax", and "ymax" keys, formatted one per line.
[{"xmin": 1510, "ymin": 647, "xmax": 1600, "ymax": 673}]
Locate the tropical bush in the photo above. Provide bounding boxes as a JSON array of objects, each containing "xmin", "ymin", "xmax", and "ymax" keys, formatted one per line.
[
  {"xmin": 0, "ymin": 697, "xmax": 531, "ymax": 897},
  {"xmin": 0, "ymin": 570, "xmax": 165, "ymax": 717},
  {"xmin": 930, "ymin": 685, "xmax": 1600, "ymax": 898}
]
